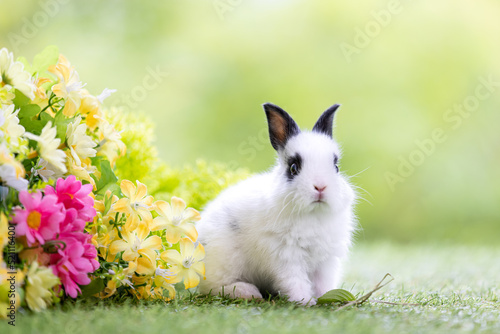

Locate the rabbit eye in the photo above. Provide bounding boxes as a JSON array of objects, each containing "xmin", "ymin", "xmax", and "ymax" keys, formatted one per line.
[
  {"xmin": 334, "ymin": 155, "xmax": 339, "ymax": 173},
  {"xmin": 286, "ymin": 154, "xmax": 302, "ymax": 181}
]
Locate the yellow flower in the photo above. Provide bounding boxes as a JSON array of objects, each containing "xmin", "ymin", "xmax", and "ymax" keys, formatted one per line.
[
  {"xmin": 0, "ymin": 48, "xmax": 36, "ymax": 100},
  {"xmin": 24, "ymin": 121, "xmax": 67, "ymax": 173},
  {"xmin": 135, "ymin": 254, "xmax": 157, "ymax": 276},
  {"xmin": 78, "ymin": 89, "xmax": 102, "ymax": 130},
  {"xmin": 109, "ymin": 227, "xmax": 162, "ymax": 263},
  {"xmin": 98, "ymin": 263, "xmax": 136, "ymax": 299},
  {"xmin": 0, "ymin": 86, "xmax": 15, "ymax": 107},
  {"xmin": 130, "ymin": 275, "xmax": 175, "ymax": 301},
  {"xmin": 49, "ymin": 54, "xmax": 83, "ymax": 117},
  {"xmin": 151, "ymin": 265, "xmax": 177, "ymax": 300},
  {"xmin": 150, "ymin": 279, "xmax": 176, "ymax": 301},
  {"xmin": 0, "ymin": 143, "xmax": 27, "ymax": 191},
  {"xmin": 0, "ymin": 267, "xmax": 24, "ymax": 319},
  {"xmin": 33, "ymin": 77, "xmax": 51, "ymax": 102},
  {"xmin": 132, "ymin": 281, "xmax": 153, "ymax": 300},
  {"xmin": 1, "ymin": 104, "xmax": 26, "ymax": 151},
  {"xmin": 150, "ymin": 197, "xmax": 200, "ymax": 244},
  {"xmin": 25, "ymin": 262, "xmax": 59, "ymax": 312},
  {"xmin": 64, "ymin": 152, "xmax": 96, "ymax": 188},
  {"xmin": 92, "ymin": 192, "xmax": 122, "ymax": 261},
  {"xmin": 113, "ymin": 180, "xmax": 153, "ymax": 232},
  {"xmin": 160, "ymin": 238, "xmax": 205, "ymax": 289},
  {"xmin": 96, "ymin": 119, "xmax": 126, "ymax": 167},
  {"xmin": 66, "ymin": 116, "xmax": 96, "ymax": 166}
]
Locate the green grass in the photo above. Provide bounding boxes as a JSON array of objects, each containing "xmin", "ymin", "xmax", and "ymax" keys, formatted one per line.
[{"xmin": 3, "ymin": 244, "xmax": 499, "ymax": 334}]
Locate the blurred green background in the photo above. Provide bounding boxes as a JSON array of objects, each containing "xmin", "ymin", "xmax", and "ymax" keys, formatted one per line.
[{"xmin": 1, "ymin": 0, "xmax": 499, "ymax": 244}]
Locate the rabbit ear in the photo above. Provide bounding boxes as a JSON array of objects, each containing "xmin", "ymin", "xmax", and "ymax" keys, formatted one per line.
[
  {"xmin": 263, "ymin": 103, "xmax": 300, "ymax": 151},
  {"xmin": 313, "ymin": 104, "xmax": 340, "ymax": 137}
]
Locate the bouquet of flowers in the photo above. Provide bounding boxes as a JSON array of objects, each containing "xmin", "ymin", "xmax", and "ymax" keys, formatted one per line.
[{"xmin": 0, "ymin": 46, "xmax": 206, "ymax": 318}]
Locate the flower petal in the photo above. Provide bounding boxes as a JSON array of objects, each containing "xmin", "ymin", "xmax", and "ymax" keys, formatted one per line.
[
  {"xmin": 183, "ymin": 269, "xmax": 200, "ymax": 289},
  {"xmin": 154, "ymin": 200, "xmax": 172, "ymax": 219},
  {"xmin": 137, "ymin": 208, "xmax": 152, "ymax": 223},
  {"xmin": 163, "ymin": 284, "xmax": 176, "ymax": 300},
  {"xmin": 113, "ymin": 198, "xmax": 131, "ymax": 213},
  {"xmin": 150, "ymin": 216, "xmax": 169, "ymax": 232},
  {"xmin": 134, "ymin": 181, "xmax": 147, "ymax": 201},
  {"xmin": 122, "ymin": 248, "xmax": 138, "ymax": 262},
  {"xmin": 136, "ymin": 220, "xmax": 150, "ymax": 240},
  {"xmin": 170, "ymin": 197, "xmax": 186, "ymax": 216},
  {"xmin": 165, "ymin": 226, "xmax": 182, "ymax": 244},
  {"xmin": 124, "ymin": 214, "xmax": 139, "ymax": 231},
  {"xmin": 109, "ymin": 240, "xmax": 128, "ymax": 254},
  {"xmin": 179, "ymin": 238, "xmax": 194, "ymax": 256},
  {"xmin": 192, "ymin": 261, "xmax": 205, "ymax": 277},
  {"xmin": 141, "ymin": 235, "xmax": 162, "ymax": 251},
  {"xmin": 180, "ymin": 223, "xmax": 198, "ymax": 242},
  {"xmin": 138, "ymin": 248, "xmax": 157, "ymax": 266},
  {"xmin": 193, "ymin": 243, "xmax": 205, "ymax": 261},
  {"xmin": 136, "ymin": 256, "xmax": 155, "ymax": 276},
  {"xmin": 120, "ymin": 180, "xmax": 135, "ymax": 199},
  {"xmin": 182, "ymin": 207, "xmax": 201, "ymax": 223},
  {"xmin": 160, "ymin": 249, "xmax": 182, "ymax": 265}
]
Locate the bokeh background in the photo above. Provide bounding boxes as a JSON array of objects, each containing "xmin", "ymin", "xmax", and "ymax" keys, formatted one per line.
[{"xmin": 1, "ymin": 0, "xmax": 499, "ymax": 244}]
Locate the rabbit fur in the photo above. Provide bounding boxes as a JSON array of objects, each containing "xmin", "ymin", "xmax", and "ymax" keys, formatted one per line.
[{"xmin": 197, "ymin": 103, "xmax": 356, "ymax": 305}]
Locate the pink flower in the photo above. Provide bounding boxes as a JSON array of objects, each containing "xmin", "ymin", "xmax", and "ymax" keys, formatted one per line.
[
  {"xmin": 49, "ymin": 232, "xmax": 100, "ymax": 298},
  {"xmin": 60, "ymin": 207, "xmax": 86, "ymax": 233},
  {"xmin": 45, "ymin": 175, "xmax": 96, "ymax": 231},
  {"xmin": 13, "ymin": 191, "xmax": 65, "ymax": 246}
]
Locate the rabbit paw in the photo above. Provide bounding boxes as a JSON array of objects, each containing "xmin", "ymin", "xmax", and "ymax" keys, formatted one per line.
[{"xmin": 222, "ymin": 282, "xmax": 263, "ymax": 300}]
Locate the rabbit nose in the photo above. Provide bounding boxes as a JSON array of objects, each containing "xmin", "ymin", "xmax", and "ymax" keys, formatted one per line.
[{"xmin": 314, "ymin": 185, "xmax": 327, "ymax": 193}]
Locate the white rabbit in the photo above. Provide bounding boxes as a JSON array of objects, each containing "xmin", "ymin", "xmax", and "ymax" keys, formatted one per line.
[{"xmin": 197, "ymin": 103, "xmax": 356, "ymax": 305}]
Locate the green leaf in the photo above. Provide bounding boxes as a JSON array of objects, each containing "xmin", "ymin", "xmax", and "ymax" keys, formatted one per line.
[
  {"xmin": 12, "ymin": 89, "xmax": 30, "ymax": 108},
  {"xmin": 95, "ymin": 160, "xmax": 119, "ymax": 195},
  {"xmin": 317, "ymin": 289, "xmax": 356, "ymax": 305},
  {"xmin": 32, "ymin": 45, "xmax": 59, "ymax": 75},
  {"xmin": 18, "ymin": 104, "xmax": 41, "ymax": 120},
  {"xmin": 17, "ymin": 56, "xmax": 33, "ymax": 74},
  {"xmin": 54, "ymin": 112, "xmax": 73, "ymax": 141},
  {"xmin": 17, "ymin": 104, "xmax": 47, "ymax": 136},
  {"xmin": 79, "ymin": 278, "xmax": 105, "ymax": 298}
]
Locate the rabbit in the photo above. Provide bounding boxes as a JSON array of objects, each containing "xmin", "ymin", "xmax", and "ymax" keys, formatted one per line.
[{"xmin": 196, "ymin": 103, "xmax": 357, "ymax": 305}]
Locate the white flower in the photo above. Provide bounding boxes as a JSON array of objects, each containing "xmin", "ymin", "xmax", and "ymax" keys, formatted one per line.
[
  {"xmin": 96, "ymin": 119, "xmax": 125, "ymax": 166},
  {"xmin": 0, "ymin": 104, "xmax": 25, "ymax": 150},
  {"xmin": 0, "ymin": 144, "xmax": 27, "ymax": 191},
  {"xmin": 31, "ymin": 158, "xmax": 63, "ymax": 182},
  {"xmin": 25, "ymin": 122, "xmax": 67, "ymax": 173},
  {"xmin": 25, "ymin": 262, "xmax": 59, "ymax": 312},
  {"xmin": 0, "ymin": 48, "xmax": 36, "ymax": 100},
  {"xmin": 97, "ymin": 87, "xmax": 116, "ymax": 103},
  {"xmin": 66, "ymin": 116, "xmax": 96, "ymax": 166},
  {"xmin": 0, "ymin": 164, "xmax": 28, "ymax": 191},
  {"xmin": 155, "ymin": 267, "xmax": 174, "ymax": 280}
]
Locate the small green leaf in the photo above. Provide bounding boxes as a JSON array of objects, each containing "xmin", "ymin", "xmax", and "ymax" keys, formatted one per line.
[
  {"xmin": 18, "ymin": 104, "xmax": 41, "ymax": 120},
  {"xmin": 17, "ymin": 104, "xmax": 48, "ymax": 136},
  {"xmin": 32, "ymin": 45, "xmax": 59, "ymax": 75},
  {"xmin": 12, "ymin": 89, "xmax": 31, "ymax": 108},
  {"xmin": 79, "ymin": 278, "xmax": 105, "ymax": 298},
  {"xmin": 17, "ymin": 56, "xmax": 33, "ymax": 74},
  {"xmin": 54, "ymin": 112, "xmax": 73, "ymax": 140},
  {"xmin": 95, "ymin": 160, "xmax": 119, "ymax": 194},
  {"xmin": 317, "ymin": 289, "xmax": 356, "ymax": 305},
  {"xmin": 40, "ymin": 111, "xmax": 54, "ymax": 122}
]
